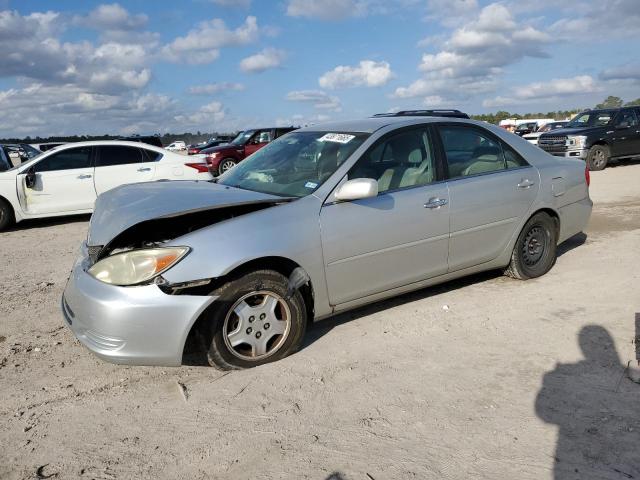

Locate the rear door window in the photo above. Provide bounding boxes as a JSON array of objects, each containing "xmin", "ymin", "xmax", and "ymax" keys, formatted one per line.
[
  {"xmin": 438, "ymin": 126, "xmax": 506, "ymax": 178},
  {"xmin": 95, "ymin": 146, "xmax": 144, "ymax": 167}
]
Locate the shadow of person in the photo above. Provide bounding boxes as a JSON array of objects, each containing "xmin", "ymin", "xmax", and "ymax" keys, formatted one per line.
[{"xmin": 535, "ymin": 325, "xmax": 640, "ymax": 479}]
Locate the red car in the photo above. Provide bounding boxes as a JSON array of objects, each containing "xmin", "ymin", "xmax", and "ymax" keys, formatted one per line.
[
  {"xmin": 187, "ymin": 138, "xmax": 232, "ymax": 155},
  {"xmin": 203, "ymin": 127, "xmax": 296, "ymax": 175}
]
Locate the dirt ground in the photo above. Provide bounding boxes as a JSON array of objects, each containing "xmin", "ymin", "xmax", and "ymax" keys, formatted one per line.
[{"xmin": 1, "ymin": 162, "xmax": 639, "ymax": 480}]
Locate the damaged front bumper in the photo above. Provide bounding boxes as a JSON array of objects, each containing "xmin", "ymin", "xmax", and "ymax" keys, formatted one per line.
[{"xmin": 62, "ymin": 247, "xmax": 217, "ymax": 366}]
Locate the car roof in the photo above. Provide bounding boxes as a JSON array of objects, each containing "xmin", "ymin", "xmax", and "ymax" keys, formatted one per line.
[
  {"xmin": 37, "ymin": 140, "xmax": 167, "ymax": 153},
  {"xmin": 298, "ymin": 116, "xmax": 482, "ymax": 134}
]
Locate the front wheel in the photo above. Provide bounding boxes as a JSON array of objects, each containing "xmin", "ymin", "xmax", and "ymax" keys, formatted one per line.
[
  {"xmin": 505, "ymin": 212, "xmax": 558, "ymax": 280},
  {"xmin": 217, "ymin": 158, "xmax": 237, "ymax": 176},
  {"xmin": 586, "ymin": 145, "xmax": 609, "ymax": 171},
  {"xmin": 203, "ymin": 270, "xmax": 307, "ymax": 370},
  {"xmin": 0, "ymin": 198, "xmax": 15, "ymax": 231}
]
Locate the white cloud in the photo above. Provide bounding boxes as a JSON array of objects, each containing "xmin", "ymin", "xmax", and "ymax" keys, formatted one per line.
[
  {"xmin": 482, "ymin": 75, "xmax": 601, "ymax": 107},
  {"xmin": 84, "ymin": 3, "xmax": 147, "ymax": 31},
  {"xmin": 600, "ymin": 63, "xmax": 640, "ymax": 83},
  {"xmin": 424, "ymin": 0, "xmax": 479, "ymax": 27},
  {"xmin": 286, "ymin": 0, "xmax": 369, "ymax": 20},
  {"xmin": 188, "ymin": 82, "xmax": 245, "ymax": 95},
  {"xmin": 394, "ymin": 3, "xmax": 549, "ymax": 104},
  {"xmin": 549, "ymin": 0, "xmax": 640, "ymax": 38},
  {"xmin": 286, "ymin": 89, "xmax": 341, "ymax": 111},
  {"xmin": 211, "ymin": 0, "xmax": 252, "ymax": 7},
  {"xmin": 174, "ymin": 101, "xmax": 226, "ymax": 127},
  {"xmin": 276, "ymin": 113, "xmax": 331, "ymax": 127},
  {"xmin": 162, "ymin": 16, "xmax": 259, "ymax": 64},
  {"xmin": 319, "ymin": 60, "xmax": 394, "ymax": 89},
  {"xmin": 239, "ymin": 48, "xmax": 286, "ymax": 73}
]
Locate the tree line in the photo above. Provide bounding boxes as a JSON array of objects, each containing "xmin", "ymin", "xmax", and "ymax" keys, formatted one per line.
[
  {"xmin": 2, "ymin": 96, "xmax": 639, "ymax": 144},
  {"xmin": 471, "ymin": 96, "xmax": 640, "ymax": 124},
  {"xmin": 0, "ymin": 131, "xmax": 237, "ymax": 146}
]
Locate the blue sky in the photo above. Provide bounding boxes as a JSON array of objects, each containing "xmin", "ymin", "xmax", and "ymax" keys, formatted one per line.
[{"xmin": 1, "ymin": 0, "xmax": 639, "ymax": 137}]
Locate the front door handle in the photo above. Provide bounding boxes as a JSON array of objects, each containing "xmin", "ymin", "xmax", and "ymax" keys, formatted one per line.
[
  {"xmin": 517, "ymin": 179, "xmax": 535, "ymax": 188},
  {"xmin": 77, "ymin": 174, "xmax": 92, "ymax": 179},
  {"xmin": 137, "ymin": 167, "xmax": 152, "ymax": 172},
  {"xmin": 424, "ymin": 198, "xmax": 448, "ymax": 209}
]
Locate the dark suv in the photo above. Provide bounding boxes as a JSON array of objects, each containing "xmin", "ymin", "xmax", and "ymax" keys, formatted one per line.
[
  {"xmin": 203, "ymin": 127, "xmax": 297, "ymax": 175},
  {"xmin": 538, "ymin": 107, "xmax": 640, "ymax": 170}
]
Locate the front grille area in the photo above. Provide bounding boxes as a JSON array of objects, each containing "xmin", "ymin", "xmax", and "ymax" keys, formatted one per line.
[
  {"xmin": 539, "ymin": 136, "xmax": 568, "ymax": 156},
  {"xmin": 539, "ymin": 136, "xmax": 567, "ymax": 143},
  {"xmin": 87, "ymin": 245, "xmax": 103, "ymax": 265}
]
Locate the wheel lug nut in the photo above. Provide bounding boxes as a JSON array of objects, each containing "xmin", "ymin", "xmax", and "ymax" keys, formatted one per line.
[
  {"xmin": 248, "ymin": 316, "xmax": 255, "ymax": 323},
  {"xmin": 260, "ymin": 313, "xmax": 266, "ymax": 320},
  {"xmin": 255, "ymin": 331, "xmax": 262, "ymax": 339},
  {"xmin": 246, "ymin": 327, "xmax": 252, "ymax": 334},
  {"xmin": 264, "ymin": 323, "xmax": 270, "ymax": 330}
]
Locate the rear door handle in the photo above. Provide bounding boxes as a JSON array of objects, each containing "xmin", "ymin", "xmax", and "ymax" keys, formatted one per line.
[
  {"xmin": 517, "ymin": 179, "xmax": 535, "ymax": 188},
  {"xmin": 137, "ymin": 167, "xmax": 152, "ymax": 172},
  {"xmin": 424, "ymin": 198, "xmax": 448, "ymax": 209},
  {"xmin": 77, "ymin": 174, "xmax": 92, "ymax": 179}
]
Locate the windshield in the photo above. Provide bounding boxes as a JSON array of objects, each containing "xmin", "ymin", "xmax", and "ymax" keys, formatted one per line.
[
  {"xmin": 230, "ymin": 130, "xmax": 253, "ymax": 145},
  {"xmin": 567, "ymin": 111, "xmax": 615, "ymax": 128},
  {"xmin": 20, "ymin": 144, "xmax": 42, "ymax": 159},
  {"xmin": 218, "ymin": 131, "xmax": 369, "ymax": 197}
]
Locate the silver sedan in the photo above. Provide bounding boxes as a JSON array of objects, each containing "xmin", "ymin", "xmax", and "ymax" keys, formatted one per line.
[{"xmin": 62, "ymin": 116, "xmax": 592, "ymax": 370}]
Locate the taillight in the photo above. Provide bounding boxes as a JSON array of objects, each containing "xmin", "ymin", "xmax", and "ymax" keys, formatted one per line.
[
  {"xmin": 585, "ymin": 165, "xmax": 590, "ymax": 187},
  {"xmin": 185, "ymin": 163, "xmax": 209, "ymax": 173}
]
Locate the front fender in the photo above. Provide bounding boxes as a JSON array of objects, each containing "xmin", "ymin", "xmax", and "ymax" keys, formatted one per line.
[{"xmin": 161, "ymin": 195, "xmax": 333, "ymax": 319}]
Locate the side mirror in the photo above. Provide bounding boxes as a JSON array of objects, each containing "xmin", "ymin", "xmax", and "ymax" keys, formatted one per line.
[
  {"xmin": 25, "ymin": 167, "xmax": 36, "ymax": 189},
  {"xmin": 616, "ymin": 121, "xmax": 630, "ymax": 130},
  {"xmin": 334, "ymin": 178, "xmax": 378, "ymax": 201}
]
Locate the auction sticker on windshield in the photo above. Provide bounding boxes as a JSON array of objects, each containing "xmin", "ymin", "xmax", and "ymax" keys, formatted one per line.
[{"xmin": 318, "ymin": 133, "xmax": 355, "ymax": 144}]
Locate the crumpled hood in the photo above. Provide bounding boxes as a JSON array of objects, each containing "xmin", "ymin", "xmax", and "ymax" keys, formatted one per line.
[{"xmin": 88, "ymin": 180, "xmax": 282, "ymax": 246}]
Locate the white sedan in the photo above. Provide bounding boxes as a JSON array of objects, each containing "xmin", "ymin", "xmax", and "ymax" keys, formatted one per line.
[{"xmin": 0, "ymin": 140, "xmax": 212, "ymax": 230}]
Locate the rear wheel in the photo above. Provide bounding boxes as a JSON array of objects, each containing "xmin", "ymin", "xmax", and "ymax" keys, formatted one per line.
[
  {"xmin": 505, "ymin": 212, "xmax": 557, "ymax": 280},
  {"xmin": 203, "ymin": 270, "xmax": 307, "ymax": 370},
  {"xmin": 586, "ymin": 145, "xmax": 609, "ymax": 171},
  {"xmin": 217, "ymin": 158, "xmax": 237, "ymax": 176},
  {"xmin": 0, "ymin": 198, "xmax": 15, "ymax": 231}
]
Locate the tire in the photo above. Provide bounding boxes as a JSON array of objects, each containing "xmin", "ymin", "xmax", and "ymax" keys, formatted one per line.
[
  {"xmin": 0, "ymin": 198, "xmax": 15, "ymax": 231},
  {"xmin": 203, "ymin": 270, "xmax": 307, "ymax": 370},
  {"xmin": 586, "ymin": 144, "xmax": 609, "ymax": 171},
  {"xmin": 217, "ymin": 158, "xmax": 237, "ymax": 176},
  {"xmin": 505, "ymin": 212, "xmax": 558, "ymax": 280}
]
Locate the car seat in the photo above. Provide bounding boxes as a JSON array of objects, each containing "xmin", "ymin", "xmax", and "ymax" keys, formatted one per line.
[{"xmin": 462, "ymin": 145, "xmax": 504, "ymax": 176}]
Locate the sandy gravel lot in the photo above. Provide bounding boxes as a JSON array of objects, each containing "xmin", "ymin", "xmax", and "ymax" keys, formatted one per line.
[{"xmin": 1, "ymin": 162, "xmax": 639, "ymax": 480}]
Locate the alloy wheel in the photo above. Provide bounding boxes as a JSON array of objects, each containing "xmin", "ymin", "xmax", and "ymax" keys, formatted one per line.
[
  {"xmin": 223, "ymin": 291, "xmax": 291, "ymax": 360},
  {"xmin": 220, "ymin": 160, "xmax": 236, "ymax": 173}
]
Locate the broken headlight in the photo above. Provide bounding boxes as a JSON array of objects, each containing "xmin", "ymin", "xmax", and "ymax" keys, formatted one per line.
[{"xmin": 87, "ymin": 247, "xmax": 190, "ymax": 286}]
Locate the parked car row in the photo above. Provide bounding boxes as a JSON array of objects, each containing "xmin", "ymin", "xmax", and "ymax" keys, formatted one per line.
[
  {"xmin": 200, "ymin": 127, "xmax": 297, "ymax": 175},
  {"xmin": 187, "ymin": 136, "xmax": 234, "ymax": 155},
  {"xmin": 538, "ymin": 107, "xmax": 640, "ymax": 170},
  {"xmin": 522, "ymin": 121, "xmax": 569, "ymax": 145}
]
